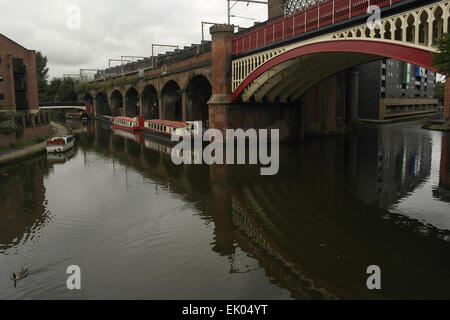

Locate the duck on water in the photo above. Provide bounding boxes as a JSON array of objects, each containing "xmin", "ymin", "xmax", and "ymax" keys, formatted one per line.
[{"xmin": 11, "ymin": 268, "xmax": 28, "ymax": 281}]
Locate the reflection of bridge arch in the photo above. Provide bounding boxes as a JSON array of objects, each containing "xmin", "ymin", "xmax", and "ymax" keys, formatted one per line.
[
  {"xmin": 142, "ymin": 84, "xmax": 159, "ymax": 119},
  {"xmin": 161, "ymin": 80, "xmax": 182, "ymax": 121},
  {"xmin": 185, "ymin": 75, "xmax": 211, "ymax": 126},
  {"xmin": 125, "ymin": 87, "xmax": 139, "ymax": 117},
  {"xmin": 231, "ymin": 0, "xmax": 447, "ymax": 102},
  {"xmin": 110, "ymin": 90, "xmax": 123, "ymax": 116}
]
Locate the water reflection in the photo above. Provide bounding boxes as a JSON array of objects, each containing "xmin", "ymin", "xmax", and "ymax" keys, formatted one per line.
[
  {"xmin": 434, "ymin": 133, "xmax": 450, "ymax": 202},
  {"xmin": 0, "ymin": 157, "xmax": 51, "ymax": 252},
  {"xmin": 353, "ymin": 125, "xmax": 432, "ymax": 208},
  {"xmin": 0, "ymin": 120, "xmax": 449, "ymax": 299}
]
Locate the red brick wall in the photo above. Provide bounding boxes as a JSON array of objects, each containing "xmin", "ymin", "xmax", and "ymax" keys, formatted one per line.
[
  {"xmin": 0, "ymin": 123, "xmax": 51, "ymax": 148},
  {"xmin": 210, "ymin": 26, "xmax": 234, "ymax": 95},
  {"xmin": 0, "ymin": 34, "xmax": 39, "ymax": 111}
]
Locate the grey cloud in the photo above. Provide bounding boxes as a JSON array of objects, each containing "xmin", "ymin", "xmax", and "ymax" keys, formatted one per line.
[{"xmin": 1, "ymin": 0, "xmax": 266, "ymax": 78}]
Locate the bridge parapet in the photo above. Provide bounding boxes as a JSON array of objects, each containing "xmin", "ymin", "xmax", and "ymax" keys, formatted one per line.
[{"xmin": 232, "ymin": 0, "xmax": 406, "ymax": 56}]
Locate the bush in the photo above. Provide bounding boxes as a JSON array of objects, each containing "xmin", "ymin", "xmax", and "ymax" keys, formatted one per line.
[
  {"xmin": 0, "ymin": 120, "xmax": 17, "ymax": 134},
  {"xmin": 15, "ymin": 124, "xmax": 24, "ymax": 138}
]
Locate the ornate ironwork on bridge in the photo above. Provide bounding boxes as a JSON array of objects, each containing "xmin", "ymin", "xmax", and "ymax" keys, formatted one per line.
[
  {"xmin": 284, "ymin": 0, "xmax": 323, "ymax": 16},
  {"xmin": 231, "ymin": 0, "xmax": 447, "ymax": 103}
]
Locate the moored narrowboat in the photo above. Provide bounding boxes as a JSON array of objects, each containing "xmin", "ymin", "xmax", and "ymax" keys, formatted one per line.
[
  {"xmin": 112, "ymin": 115, "xmax": 145, "ymax": 132},
  {"xmin": 66, "ymin": 112, "xmax": 88, "ymax": 121},
  {"xmin": 46, "ymin": 135, "xmax": 75, "ymax": 153},
  {"xmin": 144, "ymin": 119, "xmax": 202, "ymax": 140}
]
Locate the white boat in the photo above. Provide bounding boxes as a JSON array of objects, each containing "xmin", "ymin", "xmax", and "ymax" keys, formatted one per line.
[{"xmin": 46, "ymin": 135, "xmax": 75, "ymax": 153}]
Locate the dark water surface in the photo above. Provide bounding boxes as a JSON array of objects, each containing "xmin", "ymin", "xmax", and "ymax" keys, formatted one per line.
[{"xmin": 0, "ymin": 120, "xmax": 449, "ymax": 299}]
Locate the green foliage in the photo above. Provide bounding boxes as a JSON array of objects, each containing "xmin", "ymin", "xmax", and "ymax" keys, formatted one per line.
[
  {"xmin": 36, "ymin": 51, "xmax": 49, "ymax": 102},
  {"xmin": 15, "ymin": 124, "xmax": 24, "ymax": 138},
  {"xmin": 75, "ymin": 81, "xmax": 90, "ymax": 95},
  {"xmin": 436, "ymin": 81, "xmax": 445, "ymax": 103},
  {"xmin": 45, "ymin": 77, "xmax": 78, "ymax": 102},
  {"xmin": 0, "ymin": 120, "xmax": 17, "ymax": 134},
  {"xmin": 49, "ymin": 109, "xmax": 67, "ymax": 122},
  {"xmin": 433, "ymin": 33, "xmax": 450, "ymax": 77},
  {"xmin": 0, "ymin": 111, "xmax": 23, "ymax": 121}
]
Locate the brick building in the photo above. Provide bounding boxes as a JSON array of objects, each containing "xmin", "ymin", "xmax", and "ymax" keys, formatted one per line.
[{"xmin": 0, "ymin": 33, "xmax": 39, "ymax": 113}]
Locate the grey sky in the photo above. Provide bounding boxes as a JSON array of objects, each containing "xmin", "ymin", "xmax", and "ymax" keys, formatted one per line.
[{"xmin": 0, "ymin": 0, "xmax": 268, "ymax": 79}]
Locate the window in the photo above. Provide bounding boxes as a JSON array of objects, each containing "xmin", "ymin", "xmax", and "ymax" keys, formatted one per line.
[
  {"xmin": 0, "ymin": 75, "xmax": 3, "ymax": 82},
  {"xmin": 0, "ymin": 93, "xmax": 4, "ymax": 100}
]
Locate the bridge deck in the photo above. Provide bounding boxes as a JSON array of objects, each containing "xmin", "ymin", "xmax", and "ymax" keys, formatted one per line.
[{"xmin": 233, "ymin": 0, "xmax": 405, "ymax": 56}]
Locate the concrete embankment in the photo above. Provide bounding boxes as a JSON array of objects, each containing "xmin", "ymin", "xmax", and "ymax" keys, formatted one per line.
[{"xmin": 0, "ymin": 121, "xmax": 69, "ymax": 166}]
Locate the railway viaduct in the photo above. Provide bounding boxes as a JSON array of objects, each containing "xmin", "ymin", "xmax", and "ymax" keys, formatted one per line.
[{"xmin": 83, "ymin": 0, "xmax": 450, "ymax": 140}]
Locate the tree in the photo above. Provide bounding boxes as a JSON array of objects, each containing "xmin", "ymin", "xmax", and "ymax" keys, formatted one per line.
[
  {"xmin": 56, "ymin": 78, "xmax": 78, "ymax": 102},
  {"xmin": 436, "ymin": 81, "xmax": 445, "ymax": 103},
  {"xmin": 433, "ymin": 33, "xmax": 450, "ymax": 77},
  {"xmin": 36, "ymin": 51, "xmax": 49, "ymax": 102},
  {"xmin": 46, "ymin": 78, "xmax": 78, "ymax": 102},
  {"xmin": 46, "ymin": 78, "xmax": 62, "ymax": 102}
]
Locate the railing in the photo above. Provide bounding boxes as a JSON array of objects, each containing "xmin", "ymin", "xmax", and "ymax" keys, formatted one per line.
[
  {"xmin": 39, "ymin": 102, "xmax": 85, "ymax": 107},
  {"xmin": 93, "ymin": 41, "xmax": 212, "ymax": 81},
  {"xmin": 232, "ymin": 0, "xmax": 404, "ymax": 55}
]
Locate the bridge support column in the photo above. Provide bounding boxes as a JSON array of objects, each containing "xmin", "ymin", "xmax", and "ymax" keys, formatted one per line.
[
  {"xmin": 182, "ymin": 92, "xmax": 187, "ymax": 121},
  {"xmin": 122, "ymin": 95, "xmax": 126, "ymax": 117},
  {"xmin": 302, "ymin": 70, "xmax": 347, "ymax": 136},
  {"xmin": 444, "ymin": 78, "xmax": 450, "ymax": 121},
  {"xmin": 158, "ymin": 95, "xmax": 163, "ymax": 120},
  {"xmin": 348, "ymin": 67, "xmax": 360, "ymax": 122},
  {"xmin": 208, "ymin": 24, "xmax": 235, "ymax": 136},
  {"xmin": 93, "ymin": 98, "xmax": 98, "ymax": 118},
  {"xmin": 139, "ymin": 95, "xmax": 143, "ymax": 117}
]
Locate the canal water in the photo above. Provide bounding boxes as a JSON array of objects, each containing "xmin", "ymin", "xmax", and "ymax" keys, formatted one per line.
[{"xmin": 0, "ymin": 120, "xmax": 449, "ymax": 299}]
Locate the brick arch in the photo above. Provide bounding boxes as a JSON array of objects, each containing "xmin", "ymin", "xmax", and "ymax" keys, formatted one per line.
[
  {"xmin": 181, "ymin": 68, "xmax": 212, "ymax": 92},
  {"xmin": 184, "ymin": 74, "xmax": 212, "ymax": 125},
  {"xmin": 109, "ymin": 89, "xmax": 124, "ymax": 116},
  {"xmin": 141, "ymin": 83, "xmax": 159, "ymax": 119},
  {"xmin": 123, "ymin": 84, "xmax": 139, "ymax": 97},
  {"xmin": 95, "ymin": 91, "xmax": 109, "ymax": 116},
  {"xmin": 107, "ymin": 86, "xmax": 124, "ymax": 99},
  {"xmin": 161, "ymin": 80, "xmax": 182, "ymax": 121},
  {"xmin": 138, "ymin": 79, "xmax": 158, "ymax": 97},
  {"xmin": 124, "ymin": 86, "xmax": 140, "ymax": 117}
]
